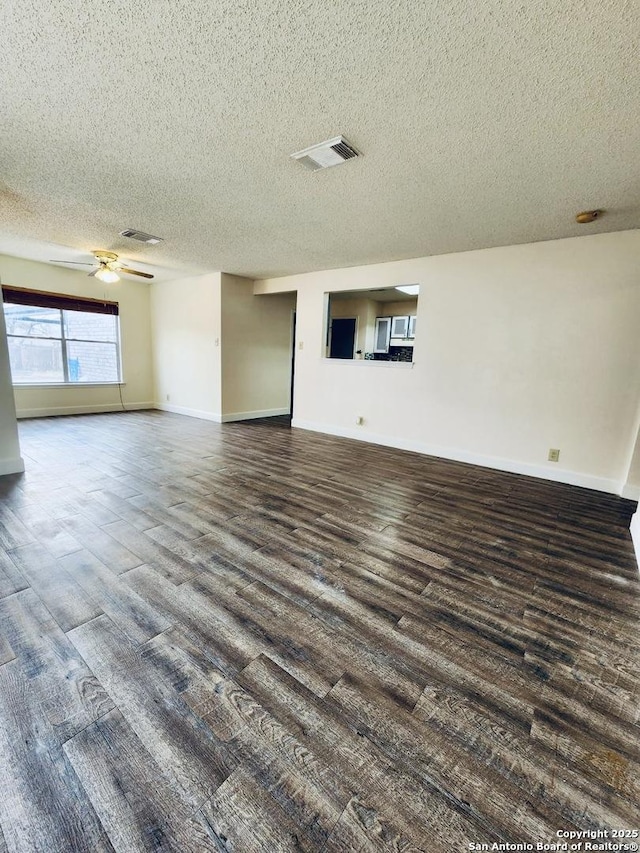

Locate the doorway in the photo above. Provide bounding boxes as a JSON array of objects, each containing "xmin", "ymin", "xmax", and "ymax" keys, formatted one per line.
[
  {"xmin": 289, "ymin": 310, "xmax": 296, "ymax": 418},
  {"xmin": 329, "ymin": 317, "xmax": 357, "ymax": 359}
]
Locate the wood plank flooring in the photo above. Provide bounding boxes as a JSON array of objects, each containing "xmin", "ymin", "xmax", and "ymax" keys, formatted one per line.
[{"xmin": 0, "ymin": 410, "xmax": 639, "ymax": 852}]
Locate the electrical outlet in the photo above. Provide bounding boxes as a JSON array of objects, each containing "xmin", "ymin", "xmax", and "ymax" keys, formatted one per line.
[
  {"xmin": 299, "ymin": 341, "xmax": 304, "ymax": 350},
  {"xmin": 548, "ymin": 448, "xmax": 560, "ymax": 462},
  {"xmin": 356, "ymin": 416, "xmax": 364, "ymax": 426}
]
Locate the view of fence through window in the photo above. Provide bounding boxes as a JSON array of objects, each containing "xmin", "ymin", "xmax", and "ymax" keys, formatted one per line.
[{"xmin": 4, "ymin": 303, "xmax": 121, "ymax": 384}]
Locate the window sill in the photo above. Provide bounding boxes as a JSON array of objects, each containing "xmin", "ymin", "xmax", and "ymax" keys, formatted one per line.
[
  {"xmin": 13, "ymin": 382, "xmax": 126, "ymax": 389},
  {"xmin": 321, "ymin": 359, "xmax": 414, "ymax": 369}
]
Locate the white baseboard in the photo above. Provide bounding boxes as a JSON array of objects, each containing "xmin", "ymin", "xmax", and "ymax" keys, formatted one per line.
[
  {"xmin": 154, "ymin": 404, "xmax": 289, "ymax": 423},
  {"xmin": 154, "ymin": 402, "xmax": 222, "ymax": 423},
  {"xmin": 0, "ymin": 456, "xmax": 25, "ymax": 475},
  {"xmin": 292, "ymin": 419, "xmax": 620, "ymax": 495},
  {"xmin": 221, "ymin": 408, "xmax": 290, "ymax": 423},
  {"xmin": 16, "ymin": 402, "xmax": 154, "ymax": 419},
  {"xmin": 621, "ymin": 484, "xmax": 640, "ymax": 501}
]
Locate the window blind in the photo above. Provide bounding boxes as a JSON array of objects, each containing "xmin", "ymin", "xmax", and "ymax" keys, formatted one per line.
[{"xmin": 1, "ymin": 286, "xmax": 119, "ymax": 316}]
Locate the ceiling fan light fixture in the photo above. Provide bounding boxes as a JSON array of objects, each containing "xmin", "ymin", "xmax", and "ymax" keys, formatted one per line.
[
  {"xmin": 49, "ymin": 250, "xmax": 153, "ymax": 280},
  {"xmin": 95, "ymin": 268, "xmax": 120, "ymax": 283}
]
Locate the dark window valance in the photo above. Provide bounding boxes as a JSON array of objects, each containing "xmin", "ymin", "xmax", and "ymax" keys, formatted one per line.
[{"xmin": 2, "ymin": 286, "xmax": 119, "ymax": 316}]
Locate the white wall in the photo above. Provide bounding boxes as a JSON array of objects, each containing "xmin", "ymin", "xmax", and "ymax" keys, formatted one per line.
[
  {"xmin": 151, "ymin": 272, "xmax": 295, "ymax": 423},
  {"xmin": 630, "ymin": 511, "xmax": 640, "ymax": 566},
  {"xmin": 0, "ymin": 254, "xmax": 154, "ymax": 417},
  {"xmin": 621, "ymin": 384, "xmax": 640, "ymax": 500},
  {"xmin": 256, "ymin": 230, "xmax": 640, "ymax": 494},
  {"xmin": 0, "ymin": 288, "xmax": 23, "ymax": 475},
  {"xmin": 221, "ymin": 274, "xmax": 295, "ymax": 420},
  {"xmin": 151, "ymin": 272, "xmax": 222, "ymax": 421},
  {"xmin": 623, "ymin": 431, "xmax": 640, "ymax": 500},
  {"xmin": 382, "ymin": 299, "xmax": 418, "ymax": 318}
]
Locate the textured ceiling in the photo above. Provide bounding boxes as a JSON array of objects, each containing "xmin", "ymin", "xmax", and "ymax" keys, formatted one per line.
[{"xmin": 1, "ymin": 0, "xmax": 639, "ymax": 280}]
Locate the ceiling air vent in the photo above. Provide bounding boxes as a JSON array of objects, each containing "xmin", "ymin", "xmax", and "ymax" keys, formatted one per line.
[
  {"xmin": 291, "ymin": 136, "xmax": 360, "ymax": 171},
  {"xmin": 120, "ymin": 229, "xmax": 163, "ymax": 244}
]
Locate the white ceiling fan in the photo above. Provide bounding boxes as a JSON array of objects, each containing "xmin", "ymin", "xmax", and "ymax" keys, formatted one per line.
[{"xmin": 49, "ymin": 250, "xmax": 154, "ymax": 283}]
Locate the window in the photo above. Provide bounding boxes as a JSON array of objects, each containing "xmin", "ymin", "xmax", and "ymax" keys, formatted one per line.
[
  {"xmin": 2, "ymin": 287, "xmax": 121, "ymax": 385},
  {"xmin": 325, "ymin": 285, "xmax": 419, "ymax": 362}
]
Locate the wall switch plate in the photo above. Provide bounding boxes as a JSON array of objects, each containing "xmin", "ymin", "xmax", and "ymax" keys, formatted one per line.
[
  {"xmin": 356, "ymin": 416, "xmax": 364, "ymax": 425},
  {"xmin": 166, "ymin": 394, "xmax": 170, "ymax": 401},
  {"xmin": 548, "ymin": 448, "xmax": 560, "ymax": 462},
  {"xmin": 299, "ymin": 341, "xmax": 304, "ymax": 350}
]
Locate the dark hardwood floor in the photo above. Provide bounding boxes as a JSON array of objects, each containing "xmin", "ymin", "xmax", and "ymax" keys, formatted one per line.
[{"xmin": 0, "ymin": 410, "xmax": 638, "ymax": 852}]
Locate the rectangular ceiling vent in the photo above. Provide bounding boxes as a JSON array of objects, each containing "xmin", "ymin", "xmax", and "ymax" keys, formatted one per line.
[
  {"xmin": 291, "ymin": 136, "xmax": 360, "ymax": 171},
  {"xmin": 120, "ymin": 229, "xmax": 163, "ymax": 244}
]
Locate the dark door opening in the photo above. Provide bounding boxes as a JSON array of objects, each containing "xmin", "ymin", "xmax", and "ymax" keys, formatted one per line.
[
  {"xmin": 289, "ymin": 310, "xmax": 296, "ymax": 418},
  {"xmin": 329, "ymin": 318, "xmax": 356, "ymax": 359}
]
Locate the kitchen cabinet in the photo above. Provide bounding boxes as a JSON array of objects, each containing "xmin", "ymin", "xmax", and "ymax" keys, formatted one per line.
[
  {"xmin": 374, "ymin": 317, "xmax": 392, "ymax": 353},
  {"xmin": 390, "ymin": 315, "xmax": 409, "ymax": 338}
]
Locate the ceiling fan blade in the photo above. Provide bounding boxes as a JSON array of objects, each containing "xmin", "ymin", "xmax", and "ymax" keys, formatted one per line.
[
  {"xmin": 87, "ymin": 269, "xmax": 99, "ymax": 277},
  {"xmin": 118, "ymin": 267, "xmax": 154, "ymax": 279},
  {"xmin": 49, "ymin": 259, "xmax": 95, "ymax": 266}
]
